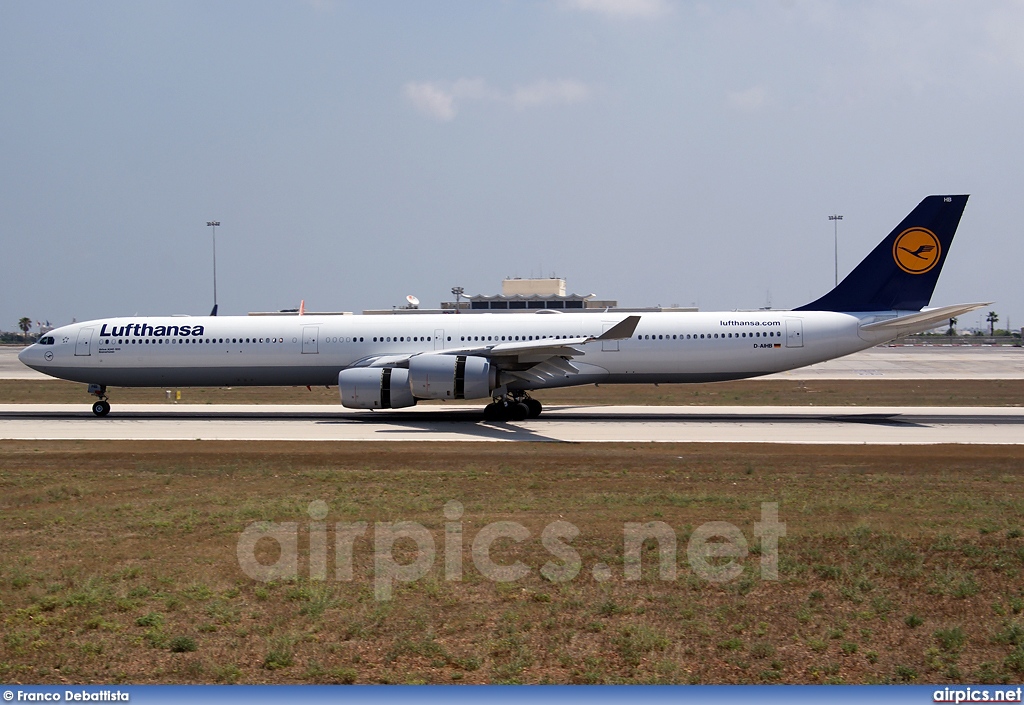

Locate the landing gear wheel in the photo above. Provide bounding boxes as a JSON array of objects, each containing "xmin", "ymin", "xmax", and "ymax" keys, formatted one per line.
[
  {"xmin": 483, "ymin": 402, "xmax": 505, "ymax": 421},
  {"xmin": 92, "ymin": 400, "xmax": 111, "ymax": 417},
  {"xmin": 484, "ymin": 395, "xmax": 541, "ymax": 422},
  {"xmin": 509, "ymin": 402, "xmax": 530, "ymax": 421}
]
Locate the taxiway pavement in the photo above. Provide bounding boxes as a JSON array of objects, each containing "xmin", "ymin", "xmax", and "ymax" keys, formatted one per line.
[{"xmin": 2, "ymin": 404, "xmax": 1022, "ymax": 444}]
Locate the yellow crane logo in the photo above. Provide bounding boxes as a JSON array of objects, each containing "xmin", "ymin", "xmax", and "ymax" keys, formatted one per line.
[{"xmin": 893, "ymin": 228, "xmax": 941, "ymax": 274}]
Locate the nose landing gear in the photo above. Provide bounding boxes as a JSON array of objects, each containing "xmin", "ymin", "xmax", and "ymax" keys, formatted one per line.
[
  {"xmin": 483, "ymin": 394, "xmax": 542, "ymax": 421},
  {"xmin": 88, "ymin": 384, "xmax": 110, "ymax": 417}
]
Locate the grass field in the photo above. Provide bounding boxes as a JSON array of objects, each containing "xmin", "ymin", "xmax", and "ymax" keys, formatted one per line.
[
  {"xmin": 2, "ymin": 441, "xmax": 1023, "ymax": 684},
  {"xmin": 4, "ymin": 378, "xmax": 1024, "ymax": 407}
]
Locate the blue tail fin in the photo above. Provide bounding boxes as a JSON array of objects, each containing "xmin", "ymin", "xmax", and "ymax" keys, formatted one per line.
[{"xmin": 795, "ymin": 195, "xmax": 969, "ymax": 312}]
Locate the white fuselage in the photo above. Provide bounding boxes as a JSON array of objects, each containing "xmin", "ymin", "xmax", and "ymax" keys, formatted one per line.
[{"xmin": 18, "ymin": 310, "xmax": 882, "ymax": 393}]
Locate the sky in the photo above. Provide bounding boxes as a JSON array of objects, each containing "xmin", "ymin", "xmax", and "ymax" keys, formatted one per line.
[{"xmin": 2, "ymin": 0, "xmax": 1022, "ymax": 333}]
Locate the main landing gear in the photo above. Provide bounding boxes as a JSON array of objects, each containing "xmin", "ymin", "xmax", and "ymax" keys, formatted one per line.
[
  {"xmin": 483, "ymin": 394, "xmax": 542, "ymax": 422},
  {"xmin": 88, "ymin": 384, "xmax": 110, "ymax": 417}
]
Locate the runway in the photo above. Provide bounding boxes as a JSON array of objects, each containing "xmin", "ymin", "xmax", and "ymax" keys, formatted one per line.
[
  {"xmin": 5, "ymin": 344, "xmax": 1023, "ymax": 444},
  {"xmin": 763, "ymin": 345, "xmax": 1024, "ymax": 380},
  {"xmin": 2, "ymin": 403, "xmax": 1022, "ymax": 444}
]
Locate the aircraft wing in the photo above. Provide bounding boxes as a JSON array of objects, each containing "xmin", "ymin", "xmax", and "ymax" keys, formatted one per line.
[
  {"xmin": 475, "ymin": 315, "xmax": 640, "ymax": 361},
  {"xmin": 354, "ymin": 316, "xmax": 640, "ymax": 379}
]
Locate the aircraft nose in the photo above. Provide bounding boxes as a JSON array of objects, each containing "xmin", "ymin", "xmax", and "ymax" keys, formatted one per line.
[{"xmin": 18, "ymin": 343, "xmax": 42, "ymax": 369}]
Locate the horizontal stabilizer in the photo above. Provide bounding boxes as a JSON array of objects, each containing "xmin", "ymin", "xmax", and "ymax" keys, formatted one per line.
[{"xmin": 859, "ymin": 302, "xmax": 991, "ymax": 333}]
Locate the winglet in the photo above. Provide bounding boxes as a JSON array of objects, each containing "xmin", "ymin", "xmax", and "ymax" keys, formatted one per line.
[
  {"xmin": 298, "ymin": 299, "xmax": 305, "ymax": 316},
  {"xmin": 595, "ymin": 315, "xmax": 641, "ymax": 341}
]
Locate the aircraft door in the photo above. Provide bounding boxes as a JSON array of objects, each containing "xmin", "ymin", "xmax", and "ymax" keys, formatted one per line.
[
  {"xmin": 434, "ymin": 329, "xmax": 444, "ymax": 350},
  {"xmin": 601, "ymin": 322, "xmax": 620, "ymax": 352},
  {"xmin": 75, "ymin": 327, "xmax": 94, "ymax": 356},
  {"xmin": 785, "ymin": 319, "xmax": 804, "ymax": 348},
  {"xmin": 302, "ymin": 326, "xmax": 319, "ymax": 354}
]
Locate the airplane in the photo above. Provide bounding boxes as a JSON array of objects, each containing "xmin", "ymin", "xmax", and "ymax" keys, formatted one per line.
[{"xmin": 19, "ymin": 195, "xmax": 987, "ymax": 420}]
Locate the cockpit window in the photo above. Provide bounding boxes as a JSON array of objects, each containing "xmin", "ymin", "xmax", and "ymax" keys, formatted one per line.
[{"xmin": 38, "ymin": 336, "xmax": 55, "ymax": 345}]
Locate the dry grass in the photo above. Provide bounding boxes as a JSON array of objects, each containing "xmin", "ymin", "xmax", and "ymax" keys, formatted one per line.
[
  {"xmin": 1, "ymin": 441, "xmax": 1023, "ymax": 684},
  {"xmin": 4, "ymin": 378, "xmax": 1024, "ymax": 406}
]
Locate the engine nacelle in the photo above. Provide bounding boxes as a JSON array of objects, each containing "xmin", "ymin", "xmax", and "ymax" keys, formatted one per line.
[
  {"xmin": 338, "ymin": 367, "xmax": 416, "ymax": 409},
  {"xmin": 408, "ymin": 354, "xmax": 496, "ymax": 400}
]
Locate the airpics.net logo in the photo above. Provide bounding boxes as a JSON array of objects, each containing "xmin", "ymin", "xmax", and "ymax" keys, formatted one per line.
[
  {"xmin": 236, "ymin": 500, "xmax": 786, "ymax": 601},
  {"xmin": 893, "ymin": 227, "xmax": 941, "ymax": 274}
]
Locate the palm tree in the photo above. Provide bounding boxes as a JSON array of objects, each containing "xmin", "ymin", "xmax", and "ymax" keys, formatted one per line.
[
  {"xmin": 947, "ymin": 317, "xmax": 958, "ymax": 336},
  {"xmin": 987, "ymin": 311, "xmax": 999, "ymax": 336},
  {"xmin": 17, "ymin": 317, "xmax": 31, "ymax": 335}
]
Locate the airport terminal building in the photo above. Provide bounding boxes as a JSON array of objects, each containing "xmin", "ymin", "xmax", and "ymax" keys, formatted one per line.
[{"xmin": 365, "ymin": 278, "xmax": 695, "ymax": 315}]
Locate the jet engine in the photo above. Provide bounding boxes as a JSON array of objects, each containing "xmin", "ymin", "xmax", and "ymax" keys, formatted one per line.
[
  {"xmin": 338, "ymin": 367, "xmax": 416, "ymax": 409},
  {"xmin": 408, "ymin": 354, "xmax": 496, "ymax": 400}
]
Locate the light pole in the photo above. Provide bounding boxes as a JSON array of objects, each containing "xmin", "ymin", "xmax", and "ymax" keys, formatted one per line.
[
  {"xmin": 828, "ymin": 214, "xmax": 843, "ymax": 287},
  {"xmin": 206, "ymin": 221, "xmax": 220, "ymax": 316},
  {"xmin": 451, "ymin": 286, "xmax": 464, "ymax": 313}
]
